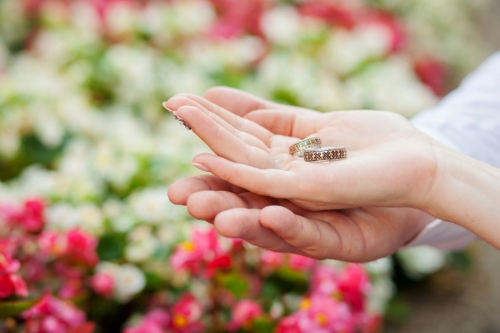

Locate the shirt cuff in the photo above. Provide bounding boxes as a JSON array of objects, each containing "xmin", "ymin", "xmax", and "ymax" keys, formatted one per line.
[{"xmin": 403, "ymin": 220, "xmax": 477, "ymax": 251}]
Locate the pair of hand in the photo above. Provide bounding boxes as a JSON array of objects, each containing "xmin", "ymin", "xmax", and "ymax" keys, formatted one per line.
[{"xmin": 166, "ymin": 87, "xmax": 437, "ymax": 262}]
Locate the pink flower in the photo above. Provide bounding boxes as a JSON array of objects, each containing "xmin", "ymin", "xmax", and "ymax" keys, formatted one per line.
[
  {"xmin": 54, "ymin": 262, "xmax": 86, "ymax": 280},
  {"xmin": 311, "ymin": 266, "xmax": 338, "ymax": 296},
  {"xmin": 38, "ymin": 231, "xmax": 67, "ymax": 258},
  {"xmin": 64, "ymin": 229, "xmax": 99, "ymax": 267},
  {"xmin": 260, "ymin": 251, "xmax": 285, "ymax": 268},
  {"xmin": 277, "ymin": 295, "xmax": 354, "ymax": 333},
  {"xmin": 90, "ymin": 272, "xmax": 114, "ymax": 298},
  {"xmin": 415, "ymin": 57, "xmax": 448, "ymax": 96},
  {"xmin": 0, "ymin": 198, "xmax": 46, "ymax": 233},
  {"xmin": 170, "ymin": 293, "xmax": 204, "ymax": 333},
  {"xmin": 365, "ymin": 11, "xmax": 407, "ymax": 53},
  {"xmin": 228, "ymin": 300, "xmax": 264, "ymax": 331},
  {"xmin": 170, "ymin": 241, "xmax": 202, "ymax": 274},
  {"xmin": 276, "ymin": 313, "xmax": 303, "ymax": 333},
  {"xmin": 22, "ymin": 199, "xmax": 46, "ymax": 232},
  {"xmin": 206, "ymin": 254, "xmax": 232, "ymax": 278},
  {"xmin": 0, "ymin": 273, "xmax": 28, "ymax": 299},
  {"xmin": 59, "ymin": 279, "xmax": 84, "ymax": 300},
  {"xmin": 337, "ymin": 264, "xmax": 371, "ymax": 313},
  {"xmin": 23, "ymin": 294, "xmax": 87, "ymax": 333},
  {"xmin": 0, "ymin": 252, "xmax": 28, "ymax": 299},
  {"xmin": 209, "ymin": 0, "xmax": 265, "ymax": 39},
  {"xmin": 125, "ymin": 309, "xmax": 171, "ymax": 333},
  {"xmin": 171, "ymin": 228, "xmax": 231, "ymax": 278},
  {"xmin": 300, "ymin": 2, "xmax": 357, "ymax": 29},
  {"xmin": 93, "ymin": 0, "xmax": 140, "ymax": 24},
  {"xmin": 289, "ymin": 255, "xmax": 316, "ymax": 271}
]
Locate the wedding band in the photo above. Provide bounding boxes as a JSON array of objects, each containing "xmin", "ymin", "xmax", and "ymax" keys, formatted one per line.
[
  {"xmin": 289, "ymin": 137, "xmax": 322, "ymax": 157},
  {"xmin": 303, "ymin": 147, "xmax": 346, "ymax": 162}
]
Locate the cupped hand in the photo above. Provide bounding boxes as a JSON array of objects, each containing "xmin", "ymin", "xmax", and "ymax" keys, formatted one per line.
[
  {"xmin": 164, "ymin": 87, "xmax": 440, "ymax": 212},
  {"xmin": 168, "ymin": 174, "xmax": 431, "ymax": 262}
]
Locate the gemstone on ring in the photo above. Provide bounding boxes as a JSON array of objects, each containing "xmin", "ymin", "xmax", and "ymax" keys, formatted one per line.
[
  {"xmin": 303, "ymin": 147, "xmax": 347, "ymax": 162},
  {"xmin": 289, "ymin": 137, "xmax": 322, "ymax": 157}
]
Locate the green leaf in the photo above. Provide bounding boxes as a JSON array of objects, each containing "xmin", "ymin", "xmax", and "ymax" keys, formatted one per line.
[
  {"xmin": 219, "ymin": 273, "xmax": 249, "ymax": 298},
  {"xmin": 252, "ymin": 317, "xmax": 275, "ymax": 333},
  {"xmin": 144, "ymin": 272, "xmax": 166, "ymax": 291},
  {"xmin": 274, "ymin": 267, "xmax": 307, "ymax": 284},
  {"xmin": 262, "ymin": 281, "xmax": 280, "ymax": 299},
  {"xmin": 97, "ymin": 233, "xmax": 126, "ymax": 261},
  {"xmin": 385, "ymin": 297, "xmax": 412, "ymax": 323},
  {"xmin": 449, "ymin": 252, "xmax": 473, "ymax": 272},
  {"xmin": 0, "ymin": 298, "xmax": 40, "ymax": 319}
]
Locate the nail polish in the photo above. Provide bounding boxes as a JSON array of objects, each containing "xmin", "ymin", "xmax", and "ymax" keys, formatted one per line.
[
  {"xmin": 173, "ymin": 113, "xmax": 192, "ymax": 130},
  {"xmin": 191, "ymin": 162, "xmax": 210, "ymax": 172}
]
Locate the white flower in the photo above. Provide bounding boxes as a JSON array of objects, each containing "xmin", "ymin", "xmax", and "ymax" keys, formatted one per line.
[
  {"xmin": 16, "ymin": 167, "xmax": 56, "ymax": 197},
  {"xmin": 105, "ymin": 46, "xmax": 157, "ymax": 105},
  {"xmin": 46, "ymin": 203, "xmax": 80, "ymax": 231},
  {"xmin": 343, "ymin": 57, "xmax": 438, "ymax": 116},
  {"xmin": 397, "ymin": 246, "xmax": 447, "ymax": 279},
  {"xmin": 96, "ymin": 262, "xmax": 146, "ymax": 303},
  {"xmin": 33, "ymin": 108, "xmax": 65, "ymax": 148},
  {"xmin": 108, "ymin": 155, "xmax": 138, "ymax": 190},
  {"xmin": 320, "ymin": 24, "xmax": 392, "ymax": 76},
  {"xmin": 110, "ymin": 215, "xmax": 136, "ymax": 233},
  {"xmin": 125, "ymin": 240, "xmax": 157, "ymax": 263},
  {"xmin": 157, "ymin": 225, "xmax": 178, "ymax": 245},
  {"xmin": 0, "ymin": 128, "xmax": 20, "ymax": 159},
  {"xmin": 260, "ymin": 6, "xmax": 302, "ymax": 46},
  {"xmin": 129, "ymin": 188, "xmax": 169, "ymax": 224},
  {"xmin": 77, "ymin": 203, "xmax": 104, "ymax": 235},
  {"xmin": 114, "ymin": 265, "xmax": 146, "ymax": 302},
  {"xmin": 365, "ymin": 257, "xmax": 393, "ymax": 275},
  {"xmin": 167, "ymin": 1, "xmax": 216, "ymax": 35},
  {"xmin": 69, "ymin": 1, "xmax": 101, "ymax": 40},
  {"xmin": 367, "ymin": 279, "xmax": 395, "ymax": 314},
  {"xmin": 106, "ymin": 2, "xmax": 136, "ymax": 36}
]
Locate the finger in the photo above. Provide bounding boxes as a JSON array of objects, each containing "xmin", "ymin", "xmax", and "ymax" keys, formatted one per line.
[
  {"xmin": 192, "ymin": 153, "xmax": 308, "ymax": 200},
  {"xmin": 176, "ymin": 106, "xmax": 277, "ymax": 169},
  {"xmin": 204, "ymin": 86, "xmax": 316, "ymax": 117},
  {"xmin": 168, "ymin": 175, "xmax": 246, "ymax": 205},
  {"xmin": 176, "ymin": 93, "xmax": 274, "ymax": 145},
  {"xmin": 204, "ymin": 87, "xmax": 279, "ymax": 116},
  {"xmin": 186, "ymin": 190, "xmax": 277, "ymax": 222},
  {"xmin": 245, "ymin": 109, "xmax": 324, "ymax": 139},
  {"xmin": 259, "ymin": 206, "xmax": 343, "ymax": 260},
  {"xmin": 214, "ymin": 208, "xmax": 303, "ymax": 254},
  {"xmin": 165, "ymin": 95, "xmax": 268, "ymax": 151}
]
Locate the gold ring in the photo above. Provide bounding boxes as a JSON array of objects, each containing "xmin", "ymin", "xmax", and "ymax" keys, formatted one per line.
[
  {"xmin": 289, "ymin": 137, "xmax": 322, "ymax": 157},
  {"xmin": 303, "ymin": 147, "xmax": 346, "ymax": 162}
]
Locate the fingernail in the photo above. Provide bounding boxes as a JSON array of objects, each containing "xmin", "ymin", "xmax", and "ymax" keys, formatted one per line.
[
  {"xmin": 162, "ymin": 102, "xmax": 174, "ymax": 112},
  {"xmin": 173, "ymin": 112, "xmax": 192, "ymax": 130},
  {"xmin": 191, "ymin": 162, "xmax": 210, "ymax": 172}
]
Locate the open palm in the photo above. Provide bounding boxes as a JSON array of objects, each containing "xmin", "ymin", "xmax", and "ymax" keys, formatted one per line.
[
  {"xmin": 169, "ymin": 174, "xmax": 428, "ymax": 261},
  {"xmin": 165, "ymin": 88, "xmax": 439, "ymax": 212},
  {"xmin": 166, "ymin": 87, "xmax": 435, "ymax": 261}
]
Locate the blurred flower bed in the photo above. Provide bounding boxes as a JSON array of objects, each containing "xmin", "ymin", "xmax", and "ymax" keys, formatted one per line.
[{"xmin": 0, "ymin": 0, "xmax": 487, "ymax": 332}]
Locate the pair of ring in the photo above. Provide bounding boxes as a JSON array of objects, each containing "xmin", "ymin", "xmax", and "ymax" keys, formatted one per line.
[{"xmin": 289, "ymin": 137, "xmax": 346, "ymax": 162}]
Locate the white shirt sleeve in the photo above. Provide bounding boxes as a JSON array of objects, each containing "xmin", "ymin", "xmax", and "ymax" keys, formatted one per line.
[{"xmin": 406, "ymin": 52, "xmax": 500, "ymax": 251}]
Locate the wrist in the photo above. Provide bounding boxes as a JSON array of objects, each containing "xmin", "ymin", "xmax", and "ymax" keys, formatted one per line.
[{"xmin": 420, "ymin": 143, "xmax": 500, "ymax": 248}]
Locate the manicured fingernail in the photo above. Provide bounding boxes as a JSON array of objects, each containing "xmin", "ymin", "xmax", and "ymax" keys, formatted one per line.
[
  {"xmin": 162, "ymin": 102, "xmax": 174, "ymax": 112},
  {"xmin": 173, "ymin": 112, "xmax": 192, "ymax": 130},
  {"xmin": 191, "ymin": 162, "xmax": 209, "ymax": 172}
]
